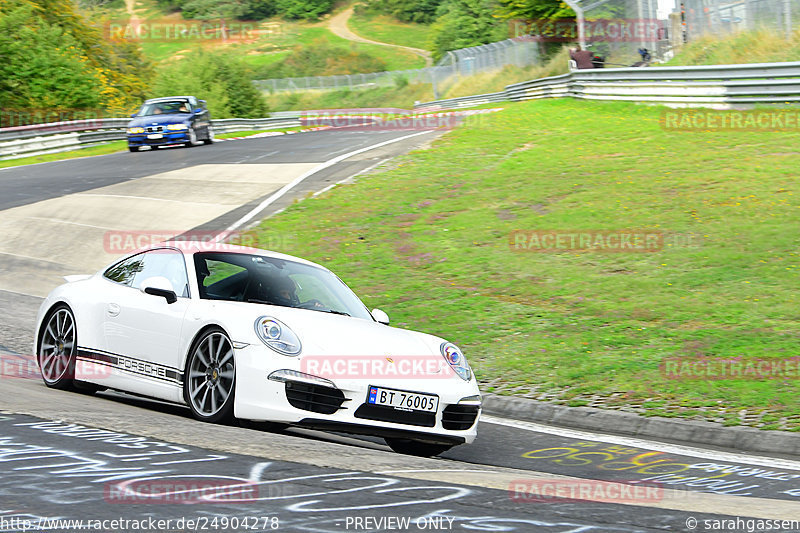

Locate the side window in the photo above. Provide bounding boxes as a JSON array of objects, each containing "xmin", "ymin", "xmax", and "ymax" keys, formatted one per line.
[
  {"xmin": 131, "ymin": 249, "xmax": 190, "ymax": 298},
  {"xmin": 104, "ymin": 254, "xmax": 145, "ymax": 286},
  {"xmin": 196, "ymin": 258, "xmax": 248, "ymax": 300}
]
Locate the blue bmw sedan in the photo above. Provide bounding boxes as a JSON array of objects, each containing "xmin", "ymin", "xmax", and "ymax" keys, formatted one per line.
[{"xmin": 127, "ymin": 96, "xmax": 213, "ymax": 152}]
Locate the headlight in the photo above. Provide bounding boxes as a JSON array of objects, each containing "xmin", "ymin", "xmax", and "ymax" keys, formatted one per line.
[
  {"xmin": 166, "ymin": 123, "xmax": 188, "ymax": 131},
  {"xmin": 127, "ymin": 127, "xmax": 144, "ymax": 134},
  {"xmin": 255, "ymin": 316, "xmax": 301, "ymax": 356},
  {"xmin": 440, "ymin": 342, "xmax": 472, "ymax": 381}
]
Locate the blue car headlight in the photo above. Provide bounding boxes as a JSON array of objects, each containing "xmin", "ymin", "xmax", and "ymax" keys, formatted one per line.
[
  {"xmin": 127, "ymin": 127, "xmax": 144, "ymax": 134},
  {"xmin": 166, "ymin": 123, "xmax": 189, "ymax": 131},
  {"xmin": 255, "ymin": 316, "xmax": 301, "ymax": 356},
  {"xmin": 440, "ymin": 342, "xmax": 472, "ymax": 381}
]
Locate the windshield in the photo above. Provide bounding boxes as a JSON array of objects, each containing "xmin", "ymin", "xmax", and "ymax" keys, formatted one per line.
[
  {"xmin": 138, "ymin": 100, "xmax": 191, "ymax": 116},
  {"xmin": 193, "ymin": 252, "xmax": 374, "ymax": 321}
]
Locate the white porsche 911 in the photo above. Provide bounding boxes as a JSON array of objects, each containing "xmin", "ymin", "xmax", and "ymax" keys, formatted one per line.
[{"xmin": 34, "ymin": 243, "xmax": 481, "ymax": 456}]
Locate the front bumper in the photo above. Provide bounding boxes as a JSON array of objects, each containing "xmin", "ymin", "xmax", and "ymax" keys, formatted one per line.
[
  {"xmin": 233, "ymin": 346, "xmax": 481, "ymax": 445},
  {"xmin": 127, "ymin": 132, "xmax": 189, "ymax": 147}
]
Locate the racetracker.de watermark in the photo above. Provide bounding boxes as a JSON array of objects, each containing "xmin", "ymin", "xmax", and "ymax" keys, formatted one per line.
[
  {"xmin": 509, "ymin": 230, "xmax": 703, "ymax": 253},
  {"xmin": 661, "ymin": 109, "xmax": 800, "ymax": 131},
  {"xmin": 509, "ymin": 479, "xmax": 663, "ymax": 504},
  {"xmin": 103, "ymin": 18, "xmax": 273, "ymax": 43},
  {"xmin": 661, "ymin": 357, "xmax": 800, "ymax": 380},
  {"xmin": 0, "ymin": 108, "xmax": 104, "ymax": 131},
  {"xmin": 0, "ymin": 353, "xmax": 110, "ymax": 381},
  {"xmin": 510, "ymin": 230, "xmax": 660, "ymax": 253},
  {"xmin": 105, "ymin": 478, "xmax": 261, "ymax": 504},
  {"xmin": 300, "ymin": 108, "xmax": 500, "ymax": 131},
  {"xmin": 508, "ymin": 18, "xmax": 664, "ymax": 42},
  {"xmin": 300, "ymin": 355, "xmax": 454, "ymax": 380},
  {"xmin": 103, "ymin": 230, "xmax": 293, "ymax": 254}
]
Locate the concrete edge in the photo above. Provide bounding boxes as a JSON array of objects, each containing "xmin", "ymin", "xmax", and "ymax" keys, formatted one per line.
[{"xmin": 481, "ymin": 393, "xmax": 800, "ymax": 457}]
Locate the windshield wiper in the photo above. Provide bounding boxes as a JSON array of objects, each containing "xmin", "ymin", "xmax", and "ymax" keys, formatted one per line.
[{"xmin": 324, "ymin": 309, "xmax": 351, "ymax": 317}]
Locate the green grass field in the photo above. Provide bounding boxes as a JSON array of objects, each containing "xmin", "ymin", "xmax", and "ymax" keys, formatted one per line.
[
  {"xmin": 665, "ymin": 27, "xmax": 800, "ymax": 65},
  {"xmin": 110, "ymin": 0, "xmax": 424, "ymax": 70},
  {"xmin": 347, "ymin": 12, "xmax": 433, "ymax": 50},
  {"xmin": 0, "ymin": 142, "xmax": 128, "ymax": 169},
  {"xmin": 247, "ymin": 98, "xmax": 800, "ymax": 431}
]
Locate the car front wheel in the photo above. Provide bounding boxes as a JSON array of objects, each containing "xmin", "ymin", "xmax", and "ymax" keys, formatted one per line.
[
  {"xmin": 128, "ymin": 146, "xmax": 139, "ymax": 153},
  {"xmin": 184, "ymin": 128, "xmax": 197, "ymax": 147},
  {"xmin": 203, "ymin": 126, "xmax": 214, "ymax": 145},
  {"xmin": 184, "ymin": 328, "xmax": 236, "ymax": 423},
  {"xmin": 38, "ymin": 304, "xmax": 77, "ymax": 390}
]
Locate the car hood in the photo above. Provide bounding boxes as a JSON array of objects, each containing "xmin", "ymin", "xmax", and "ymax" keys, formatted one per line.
[
  {"xmin": 207, "ymin": 301, "xmax": 443, "ymax": 357},
  {"xmin": 128, "ymin": 114, "xmax": 191, "ymax": 127}
]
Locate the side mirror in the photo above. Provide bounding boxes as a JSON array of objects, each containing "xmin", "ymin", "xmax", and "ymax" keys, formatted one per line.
[
  {"xmin": 193, "ymin": 108, "xmax": 204, "ymax": 114},
  {"xmin": 130, "ymin": 113, "xmax": 138, "ymax": 118},
  {"xmin": 371, "ymin": 308, "xmax": 389, "ymax": 325},
  {"xmin": 140, "ymin": 276, "xmax": 177, "ymax": 304}
]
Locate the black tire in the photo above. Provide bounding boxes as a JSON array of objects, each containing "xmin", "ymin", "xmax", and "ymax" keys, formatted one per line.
[
  {"xmin": 184, "ymin": 128, "xmax": 197, "ymax": 148},
  {"xmin": 183, "ymin": 328, "xmax": 236, "ymax": 423},
  {"xmin": 202, "ymin": 126, "xmax": 214, "ymax": 145},
  {"xmin": 384, "ymin": 438, "xmax": 454, "ymax": 457},
  {"xmin": 128, "ymin": 146, "xmax": 139, "ymax": 153},
  {"xmin": 37, "ymin": 304, "xmax": 78, "ymax": 390}
]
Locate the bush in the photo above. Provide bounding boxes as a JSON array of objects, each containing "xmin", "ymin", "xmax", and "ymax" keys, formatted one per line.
[
  {"xmin": 354, "ymin": 0, "xmax": 442, "ymax": 24},
  {"xmin": 152, "ymin": 51, "xmax": 268, "ymax": 118},
  {"xmin": 253, "ymin": 39, "xmax": 388, "ymax": 78}
]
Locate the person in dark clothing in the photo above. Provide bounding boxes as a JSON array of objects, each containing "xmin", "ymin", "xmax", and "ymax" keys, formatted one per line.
[{"xmin": 569, "ymin": 44, "xmax": 595, "ymax": 69}]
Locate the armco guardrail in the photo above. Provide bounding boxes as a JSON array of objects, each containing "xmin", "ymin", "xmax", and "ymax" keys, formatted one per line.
[
  {"xmin": 0, "ymin": 116, "xmax": 300, "ymax": 160},
  {"xmin": 414, "ymin": 61, "xmax": 800, "ymax": 111}
]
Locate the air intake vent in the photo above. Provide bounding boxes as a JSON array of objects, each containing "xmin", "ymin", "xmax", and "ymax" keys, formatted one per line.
[
  {"xmin": 442, "ymin": 404, "xmax": 479, "ymax": 430},
  {"xmin": 354, "ymin": 404, "xmax": 436, "ymax": 427},
  {"xmin": 285, "ymin": 381, "xmax": 346, "ymax": 415}
]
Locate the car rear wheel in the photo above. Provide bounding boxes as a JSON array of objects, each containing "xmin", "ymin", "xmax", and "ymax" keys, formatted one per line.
[
  {"xmin": 384, "ymin": 438, "xmax": 454, "ymax": 457},
  {"xmin": 184, "ymin": 328, "xmax": 235, "ymax": 423},
  {"xmin": 128, "ymin": 146, "xmax": 139, "ymax": 153},
  {"xmin": 38, "ymin": 305, "xmax": 77, "ymax": 390},
  {"xmin": 203, "ymin": 126, "xmax": 214, "ymax": 145}
]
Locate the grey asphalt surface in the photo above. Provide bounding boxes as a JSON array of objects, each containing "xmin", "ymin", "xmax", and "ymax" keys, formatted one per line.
[
  {"xmin": 0, "ymin": 127, "xmax": 798, "ymax": 532},
  {"xmin": 0, "ymin": 413, "xmax": 745, "ymax": 533},
  {"xmin": 0, "ymin": 129, "xmax": 426, "ymax": 211}
]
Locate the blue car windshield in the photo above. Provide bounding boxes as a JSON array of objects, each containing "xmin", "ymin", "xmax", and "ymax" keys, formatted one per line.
[{"xmin": 139, "ymin": 100, "xmax": 191, "ymax": 116}]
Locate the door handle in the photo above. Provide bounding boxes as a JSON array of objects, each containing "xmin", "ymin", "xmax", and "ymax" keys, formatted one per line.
[{"xmin": 107, "ymin": 303, "xmax": 121, "ymax": 317}]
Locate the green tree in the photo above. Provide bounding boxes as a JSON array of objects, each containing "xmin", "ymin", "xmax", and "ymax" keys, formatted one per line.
[
  {"xmin": 428, "ymin": 0, "xmax": 507, "ymax": 61},
  {"xmin": 274, "ymin": 0, "xmax": 334, "ymax": 20},
  {"xmin": 0, "ymin": 2, "xmax": 101, "ymax": 109},
  {"xmin": 496, "ymin": 0, "xmax": 573, "ymax": 21},
  {"xmin": 0, "ymin": 0, "xmax": 151, "ymax": 114}
]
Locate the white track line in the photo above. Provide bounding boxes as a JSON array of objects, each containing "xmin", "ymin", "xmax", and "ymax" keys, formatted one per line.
[
  {"xmin": 221, "ymin": 130, "xmax": 433, "ymax": 236},
  {"xmin": 481, "ymin": 414, "xmax": 800, "ymax": 472}
]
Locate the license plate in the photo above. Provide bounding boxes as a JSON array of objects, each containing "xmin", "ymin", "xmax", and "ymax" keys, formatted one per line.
[
  {"xmin": 367, "ymin": 386, "xmax": 438, "ymax": 412},
  {"xmin": 147, "ymin": 133, "xmax": 163, "ymax": 139}
]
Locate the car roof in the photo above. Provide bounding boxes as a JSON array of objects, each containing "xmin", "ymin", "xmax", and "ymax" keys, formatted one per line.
[
  {"xmin": 143, "ymin": 241, "xmax": 328, "ymax": 271},
  {"xmin": 144, "ymin": 96, "xmax": 195, "ymax": 103}
]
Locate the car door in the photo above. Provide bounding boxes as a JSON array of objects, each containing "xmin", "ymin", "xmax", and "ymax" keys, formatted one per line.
[{"xmin": 103, "ymin": 248, "xmax": 191, "ymax": 400}]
